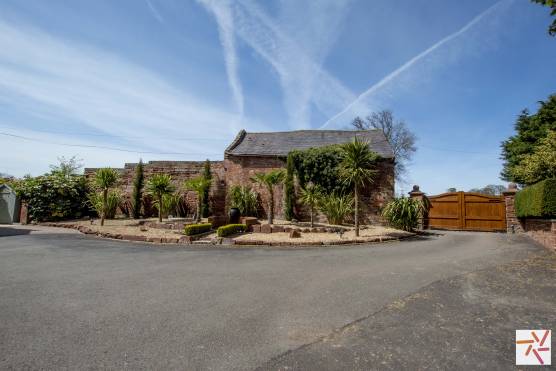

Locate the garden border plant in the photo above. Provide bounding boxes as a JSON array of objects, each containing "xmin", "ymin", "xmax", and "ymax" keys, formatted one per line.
[{"xmin": 184, "ymin": 223, "xmax": 212, "ymax": 236}]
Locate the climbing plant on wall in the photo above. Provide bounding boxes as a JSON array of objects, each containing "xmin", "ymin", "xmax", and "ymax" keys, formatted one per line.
[{"xmin": 288, "ymin": 145, "xmax": 347, "ymax": 194}]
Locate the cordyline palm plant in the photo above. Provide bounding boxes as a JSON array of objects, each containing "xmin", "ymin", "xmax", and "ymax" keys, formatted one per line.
[
  {"xmin": 339, "ymin": 137, "xmax": 379, "ymax": 236},
  {"xmin": 382, "ymin": 197, "xmax": 425, "ymax": 232},
  {"xmin": 299, "ymin": 183, "xmax": 322, "ymax": 228},
  {"xmin": 185, "ymin": 176, "xmax": 212, "ymax": 222},
  {"xmin": 250, "ymin": 169, "xmax": 285, "ymax": 225},
  {"xmin": 94, "ymin": 168, "xmax": 119, "ymax": 226},
  {"xmin": 319, "ymin": 193, "xmax": 353, "ymax": 225},
  {"xmin": 146, "ymin": 174, "xmax": 176, "ymax": 222}
]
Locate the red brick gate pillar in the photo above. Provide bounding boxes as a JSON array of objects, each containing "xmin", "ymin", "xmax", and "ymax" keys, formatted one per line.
[
  {"xmin": 408, "ymin": 185, "xmax": 426, "ymax": 230},
  {"xmin": 503, "ymin": 183, "xmax": 523, "ymax": 234}
]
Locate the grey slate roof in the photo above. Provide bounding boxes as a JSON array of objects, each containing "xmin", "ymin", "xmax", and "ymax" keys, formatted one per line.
[{"xmin": 225, "ymin": 129, "xmax": 394, "ymax": 158}]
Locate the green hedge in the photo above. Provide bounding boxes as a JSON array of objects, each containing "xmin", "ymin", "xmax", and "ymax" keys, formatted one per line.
[
  {"xmin": 515, "ymin": 178, "xmax": 556, "ymax": 218},
  {"xmin": 217, "ymin": 224, "xmax": 247, "ymax": 237},
  {"xmin": 183, "ymin": 223, "xmax": 212, "ymax": 236}
]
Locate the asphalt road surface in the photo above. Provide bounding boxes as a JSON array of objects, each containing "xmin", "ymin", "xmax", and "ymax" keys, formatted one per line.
[{"xmin": 0, "ymin": 225, "xmax": 545, "ymax": 370}]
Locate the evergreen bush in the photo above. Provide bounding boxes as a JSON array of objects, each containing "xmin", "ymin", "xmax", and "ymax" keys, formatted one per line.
[{"xmin": 515, "ymin": 178, "xmax": 556, "ymax": 218}]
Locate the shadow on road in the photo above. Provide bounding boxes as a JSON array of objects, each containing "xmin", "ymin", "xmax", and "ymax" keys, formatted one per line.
[{"xmin": 0, "ymin": 226, "xmax": 33, "ymax": 237}]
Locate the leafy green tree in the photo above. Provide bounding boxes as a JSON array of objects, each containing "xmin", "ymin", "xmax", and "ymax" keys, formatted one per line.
[
  {"xmin": 201, "ymin": 159, "xmax": 212, "ymax": 218},
  {"xmin": 146, "ymin": 174, "xmax": 176, "ymax": 222},
  {"xmin": 185, "ymin": 176, "xmax": 212, "ymax": 222},
  {"xmin": 284, "ymin": 153, "xmax": 296, "ymax": 221},
  {"xmin": 13, "ymin": 173, "xmax": 89, "ymax": 222},
  {"xmin": 339, "ymin": 137, "xmax": 379, "ymax": 236},
  {"xmin": 531, "ymin": 0, "xmax": 556, "ymax": 36},
  {"xmin": 93, "ymin": 168, "xmax": 119, "ymax": 226},
  {"xmin": 131, "ymin": 159, "xmax": 144, "ymax": 219},
  {"xmin": 446, "ymin": 187, "xmax": 457, "ymax": 192},
  {"xmin": 512, "ymin": 130, "xmax": 556, "ymax": 184},
  {"xmin": 501, "ymin": 94, "xmax": 556, "ymax": 185},
  {"xmin": 250, "ymin": 170, "xmax": 285, "ymax": 225},
  {"xmin": 468, "ymin": 184, "xmax": 507, "ymax": 196},
  {"xmin": 299, "ymin": 183, "xmax": 322, "ymax": 228},
  {"xmin": 49, "ymin": 156, "xmax": 83, "ymax": 178}
]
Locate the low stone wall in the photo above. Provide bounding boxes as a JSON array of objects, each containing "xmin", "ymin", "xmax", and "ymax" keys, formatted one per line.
[{"xmin": 520, "ymin": 219, "xmax": 556, "ymax": 251}]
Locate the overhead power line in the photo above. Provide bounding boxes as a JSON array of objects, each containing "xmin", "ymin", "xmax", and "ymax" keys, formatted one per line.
[
  {"xmin": 0, "ymin": 124, "xmax": 230, "ymax": 141},
  {"xmin": 0, "ymin": 132, "xmax": 222, "ymax": 156}
]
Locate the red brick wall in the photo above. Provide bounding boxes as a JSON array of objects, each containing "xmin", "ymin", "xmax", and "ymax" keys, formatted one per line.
[
  {"xmin": 85, "ymin": 161, "xmax": 226, "ymax": 217},
  {"xmin": 503, "ymin": 186, "xmax": 555, "ymax": 251},
  {"xmin": 224, "ymin": 156, "xmax": 286, "ymax": 219},
  {"xmin": 85, "ymin": 156, "xmax": 395, "ymax": 223},
  {"xmin": 521, "ymin": 219, "xmax": 556, "ymax": 251},
  {"xmin": 224, "ymin": 155, "xmax": 395, "ymax": 223}
]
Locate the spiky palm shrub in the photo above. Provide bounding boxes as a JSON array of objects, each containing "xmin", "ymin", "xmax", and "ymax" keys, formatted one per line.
[
  {"xmin": 160, "ymin": 192, "xmax": 185, "ymax": 218},
  {"xmin": 250, "ymin": 170, "xmax": 285, "ymax": 225},
  {"xmin": 229, "ymin": 185, "xmax": 259, "ymax": 216},
  {"xmin": 382, "ymin": 197, "xmax": 425, "ymax": 232},
  {"xmin": 88, "ymin": 190, "xmax": 122, "ymax": 220},
  {"xmin": 299, "ymin": 183, "xmax": 322, "ymax": 227},
  {"xmin": 146, "ymin": 174, "xmax": 176, "ymax": 222},
  {"xmin": 339, "ymin": 137, "xmax": 379, "ymax": 236},
  {"xmin": 131, "ymin": 159, "xmax": 144, "ymax": 219},
  {"xmin": 319, "ymin": 193, "xmax": 354, "ymax": 225},
  {"xmin": 185, "ymin": 176, "xmax": 212, "ymax": 222},
  {"xmin": 94, "ymin": 168, "xmax": 119, "ymax": 226}
]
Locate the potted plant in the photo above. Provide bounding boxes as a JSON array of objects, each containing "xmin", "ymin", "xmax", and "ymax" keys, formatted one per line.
[{"xmin": 228, "ymin": 185, "xmax": 259, "ymax": 224}]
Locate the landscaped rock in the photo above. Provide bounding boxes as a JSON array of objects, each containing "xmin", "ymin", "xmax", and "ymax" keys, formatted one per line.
[
  {"xmin": 289, "ymin": 229, "xmax": 301, "ymax": 238},
  {"xmin": 271, "ymin": 225, "xmax": 284, "ymax": 233},
  {"xmin": 251, "ymin": 225, "xmax": 261, "ymax": 233},
  {"xmin": 240, "ymin": 217, "xmax": 259, "ymax": 227},
  {"xmin": 261, "ymin": 224, "xmax": 272, "ymax": 234},
  {"xmin": 179, "ymin": 236, "xmax": 192, "ymax": 244},
  {"xmin": 208, "ymin": 215, "xmax": 228, "ymax": 228},
  {"xmin": 147, "ymin": 237, "xmax": 163, "ymax": 243},
  {"xmin": 122, "ymin": 235, "xmax": 147, "ymax": 242}
]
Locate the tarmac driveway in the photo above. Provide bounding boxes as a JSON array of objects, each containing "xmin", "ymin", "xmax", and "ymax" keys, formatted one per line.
[{"xmin": 0, "ymin": 226, "xmax": 549, "ymax": 370}]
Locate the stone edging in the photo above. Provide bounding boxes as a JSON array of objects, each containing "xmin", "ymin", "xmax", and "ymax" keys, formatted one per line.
[
  {"xmin": 39, "ymin": 222, "xmax": 414, "ymax": 247},
  {"xmin": 232, "ymin": 234, "xmax": 413, "ymax": 247}
]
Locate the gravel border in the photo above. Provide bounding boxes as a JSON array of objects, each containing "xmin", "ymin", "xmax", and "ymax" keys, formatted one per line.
[{"xmin": 39, "ymin": 222, "xmax": 415, "ymax": 247}]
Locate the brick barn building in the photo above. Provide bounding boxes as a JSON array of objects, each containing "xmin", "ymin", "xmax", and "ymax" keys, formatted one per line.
[{"xmin": 85, "ymin": 129, "xmax": 395, "ymax": 223}]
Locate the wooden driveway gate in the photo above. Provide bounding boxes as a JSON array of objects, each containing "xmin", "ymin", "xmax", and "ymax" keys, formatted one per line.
[{"xmin": 424, "ymin": 192, "xmax": 506, "ymax": 232}]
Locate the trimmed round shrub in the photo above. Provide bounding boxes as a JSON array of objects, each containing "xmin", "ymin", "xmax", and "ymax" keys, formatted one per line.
[
  {"xmin": 184, "ymin": 223, "xmax": 212, "ymax": 236},
  {"xmin": 217, "ymin": 224, "xmax": 247, "ymax": 237}
]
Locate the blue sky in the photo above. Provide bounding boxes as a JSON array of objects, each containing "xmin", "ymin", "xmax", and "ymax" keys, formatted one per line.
[{"xmin": 0, "ymin": 0, "xmax": 555, "ymax": 194}]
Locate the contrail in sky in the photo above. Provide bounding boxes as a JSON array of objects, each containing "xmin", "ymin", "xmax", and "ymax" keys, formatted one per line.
[{"xmin": 321, "ymin": 0, "xmax": 508, "ymax": 128}]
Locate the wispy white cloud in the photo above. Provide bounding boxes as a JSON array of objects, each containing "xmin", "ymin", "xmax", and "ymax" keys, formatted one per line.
[
  {"xmin": 201, "ymin": 0, "xmax": 356, "ymax": 129},
  {"xmin": 198, "ymin": 0, "xmax": 244, "ymax": 117},
  {"xmin": 0, "ymin": 19, "xmax": 269, "ymax": 176},
  {"xmin": 321, "ymin": 0, "xmax": 510, "ymax": 128},
  {"xmin": 145, "ymin": 0, "xmax": 164, "ymax": 24}
]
